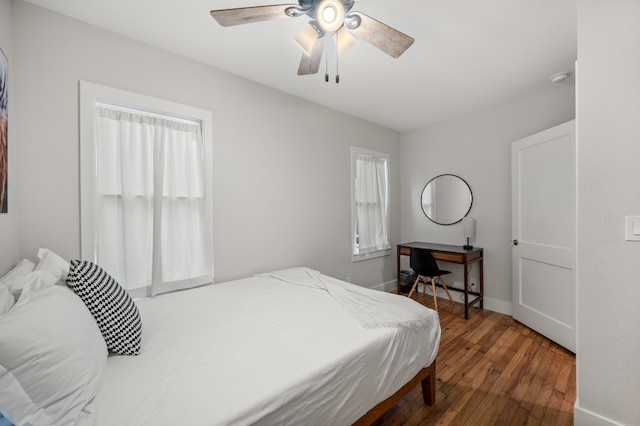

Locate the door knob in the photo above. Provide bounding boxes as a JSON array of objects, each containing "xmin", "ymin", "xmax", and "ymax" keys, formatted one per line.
[{"xmin": 513, "ymin": 239, "xmax": 519, "ymax": 246}]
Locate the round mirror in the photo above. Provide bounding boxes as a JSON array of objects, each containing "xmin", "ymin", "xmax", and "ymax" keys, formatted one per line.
[{"xmin": 421, "ymin": 174, "xmax": 473, "ymax": 225}]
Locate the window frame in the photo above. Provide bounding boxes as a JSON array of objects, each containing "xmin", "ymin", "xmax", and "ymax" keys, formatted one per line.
[
  {"xmin": 78, "ymin": 81, "xmax": 214, "ymax": 282},
  {"xmin": 350, "ymin": 146, "xmax": 391, "ymax": 263}
]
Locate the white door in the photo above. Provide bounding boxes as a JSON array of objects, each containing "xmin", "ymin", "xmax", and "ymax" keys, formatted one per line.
[{"xmin": 512, "ymin": 120, "xmax": 575, "ymax": 353}]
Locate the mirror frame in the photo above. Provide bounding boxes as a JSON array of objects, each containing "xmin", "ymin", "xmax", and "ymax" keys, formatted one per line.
[{"xmin": 420, "ymin": 174, "xmax": 473, "ymax": 225}]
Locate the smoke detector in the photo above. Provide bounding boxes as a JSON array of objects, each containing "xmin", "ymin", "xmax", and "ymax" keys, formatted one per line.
[{"xmin": 550, "ymin": 72, "xmax": 571, "ymax": 83}]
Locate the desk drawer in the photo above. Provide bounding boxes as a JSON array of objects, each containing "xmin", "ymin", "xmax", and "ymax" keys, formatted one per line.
[
  {"xmin": 399, "ymin": 246, "xmax": 412, "ymax": 256},
  {"xmin": 399, "ymin": 245, "xmax": 463, "ymax": 264},
  {"xmin": 432, "ymin": 252, "xmax": 463, "ymax": 264}
]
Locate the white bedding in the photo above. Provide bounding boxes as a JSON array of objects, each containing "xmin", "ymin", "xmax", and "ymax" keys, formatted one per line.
[{"xmin": 94, "ymin": 268, "xmax": 440, "ymax": 425}]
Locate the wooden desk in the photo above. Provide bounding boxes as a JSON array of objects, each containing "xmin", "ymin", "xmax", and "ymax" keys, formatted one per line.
[{"xmin": 397, "ymin": 242, "xmax": 483, "ymax": 319}]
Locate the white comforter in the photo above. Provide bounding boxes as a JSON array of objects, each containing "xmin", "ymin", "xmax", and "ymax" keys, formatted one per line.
[{"xmin": 94, "ymin": 268, "xmax": 440, "ymax": 425}]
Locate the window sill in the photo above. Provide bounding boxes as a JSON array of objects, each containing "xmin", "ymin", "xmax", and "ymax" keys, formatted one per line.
[{"xmin": 352, "ymin": 249, "xmax": 391, "ymax": 263}]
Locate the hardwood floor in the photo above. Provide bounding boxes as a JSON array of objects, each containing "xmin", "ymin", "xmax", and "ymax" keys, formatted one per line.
[{"xmin": 375, "ymin": 292, "xmax": 576, "ymax": 425}]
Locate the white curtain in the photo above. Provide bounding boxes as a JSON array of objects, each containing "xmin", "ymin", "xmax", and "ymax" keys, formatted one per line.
[
  {"xmin": 354, "ymin": 154, "xmax": 390, "ymax": 254},
  {"xmin": 95, "ymin": 106, "xmax": 212, "ymax": 297}
]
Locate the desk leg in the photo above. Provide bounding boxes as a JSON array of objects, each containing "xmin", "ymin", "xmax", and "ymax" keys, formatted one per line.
[
  {"xmin": 479, "ymin": 258, "xmax": 484, "ymax": 309},
  {"xmin": 463, "ymin": 263, "xmax": 470, "ymax": 320},
  {"xmin": 397, "ymin": 250, "xmax": 402, "ymax": 295}
]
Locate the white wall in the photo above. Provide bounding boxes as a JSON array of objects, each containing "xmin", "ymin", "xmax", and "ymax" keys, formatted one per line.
[
  {"xmin": 400, "ymin": 88, "xmax": 575, "ymax": 314},
  {"xmin": 575, "ymin": 1, "xmax": 640, "ymax": 424},
  {"xmin": 15, "ymin": 1, "xmax": 640, "ymax": 424},
  {"xmin": 10, "ymin": 1, "xmax": 400, "ymax": 289},
  {"xmin": 0, "ymin": 0, "xmax": 20, "ymax": 275}
]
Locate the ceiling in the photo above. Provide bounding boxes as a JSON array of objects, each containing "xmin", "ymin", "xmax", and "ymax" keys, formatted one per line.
[{"xmin": 22, "ymin": 0, "xmax": 577, "ymax": 132}]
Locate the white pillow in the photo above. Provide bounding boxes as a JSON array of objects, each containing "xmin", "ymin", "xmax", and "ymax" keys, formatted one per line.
[
  {"xmin": 0, "ymin": 285, "xmax": 14, "ymax": 316},
  {"xmin": 33, "ymin": 248, "xmax": 70, "ymax": 282},
  {"xmin": 14, "ymin": 270, "xmax": 62, "ymax": 307},
  {"xmin": 0, "ymin": 285, "xmax": 107, "ymax": 425},
  {"xmin": 0, "ymin": 259, "xmax": 36, "ymax": 298}
]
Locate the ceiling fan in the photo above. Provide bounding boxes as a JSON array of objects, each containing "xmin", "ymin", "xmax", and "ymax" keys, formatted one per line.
[{"xmin": 210, "ymin": 0, "xmax": 414, "ymax": 80}]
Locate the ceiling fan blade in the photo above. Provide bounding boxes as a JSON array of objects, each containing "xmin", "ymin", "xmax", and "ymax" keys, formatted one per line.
[
  {"xmin": 210, "ymin": 4, "xmax": 300, "ymax": 27},
  {"xmin": 297, "ymin": 36, "xmax": 325, "ymax": 75},
  {"xmin": 347, "ymin": 12, "xmax": 414, "ymax": 58}
]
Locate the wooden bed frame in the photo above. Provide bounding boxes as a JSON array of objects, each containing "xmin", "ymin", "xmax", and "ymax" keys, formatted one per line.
[{"xmin": 353, "ymin": 360, "xmax": 436, "ymax": 425}]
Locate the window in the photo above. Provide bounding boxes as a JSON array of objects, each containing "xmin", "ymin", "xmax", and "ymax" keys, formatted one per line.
[
  {"xmin": 351, "ymin": 147, "xmax": 390, "ymax": 262},
  {"xmin": 79, "ymin": 82, "xmax": 214, "ymax": 297}
]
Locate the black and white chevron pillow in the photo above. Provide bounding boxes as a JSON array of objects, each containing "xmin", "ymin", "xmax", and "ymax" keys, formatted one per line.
[{"xmin": 66, "ymin": 260, "xmax": 141, "ymax": 355}]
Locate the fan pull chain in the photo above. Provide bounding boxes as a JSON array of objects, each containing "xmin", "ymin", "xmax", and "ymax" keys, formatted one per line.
[
  {"xmin": 325, "ymin": 43, "xmax": 329, "ymax": 82},
  {"xmin": 335, "ymin": 30, "xmax": 340, "ymax": 83},
  {"xmin": 324, "ymin": 31, "xmax": 341, "ymax": 83}
]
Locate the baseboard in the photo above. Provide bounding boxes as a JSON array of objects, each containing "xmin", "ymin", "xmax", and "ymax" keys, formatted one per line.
[
  {"xmin": 380, "ymin": 279, "xmax": 397, "ymax": 292},
  {"xmin": 483, "ymin": 297, "xmax": 512, "ymax": 316},
  {"xmin": 574, "ymin": 403, "xmax": 625, "ymax": 426}
]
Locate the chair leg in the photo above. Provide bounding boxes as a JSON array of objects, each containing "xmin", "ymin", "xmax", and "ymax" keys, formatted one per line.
[
  {"xmin": 408, "ymin": 275, "xmax": 421, "ymax": 299},
  {"xmin": 431, "ymin": 278, "xmax": 438, "ymax": 311},
  {"xmin": 440, "ymin": 276, "xmax": 454, "ymax": 304}
]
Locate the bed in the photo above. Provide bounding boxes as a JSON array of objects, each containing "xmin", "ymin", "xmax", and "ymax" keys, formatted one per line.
[{"xmin": 0, "ymin": 254, "xmax": 440, "ymax": 426}]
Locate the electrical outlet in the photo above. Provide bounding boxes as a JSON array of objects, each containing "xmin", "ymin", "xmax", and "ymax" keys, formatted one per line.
[
  {"xmin": 345, "ymin": 276, "xmax": 352, "ymax": 283},
  {"xmin": 470, "ymin": 278, "xmax": 478, "ymax": 291}
]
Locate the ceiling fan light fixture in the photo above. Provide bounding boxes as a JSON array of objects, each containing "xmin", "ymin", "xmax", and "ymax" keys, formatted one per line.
[
  {"xmin": 317, "ymin": 0, "xmax": 345, "ymax": 33},
  {"xmin": 294, "ymin": 23, "xmax": 320, "ymax": 56},
  {"xmin": 334, "ymin": 25, "xmax": 358, "ymax": 55},
  {"xmin": 323, "ymin": 5, "xmax": 336, "ymax": 22}
]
